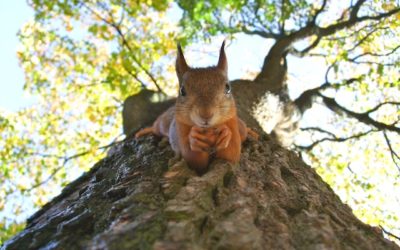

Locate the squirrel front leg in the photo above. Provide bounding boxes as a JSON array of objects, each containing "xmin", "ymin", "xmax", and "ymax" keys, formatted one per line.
[
  {"xmin": 238, "ymin": 118, "xmax": 259, "ymax": 142},
  {"xmin": 176, "ymin": 122, "xmax": 211, "ymax": 174},
  {"xmin": 135, "ymin": 106, "xmax": 175, "ymax": 138},
  {"xmin": 215, "ymin": 117, "xmax": 241, "ymax": 163}
]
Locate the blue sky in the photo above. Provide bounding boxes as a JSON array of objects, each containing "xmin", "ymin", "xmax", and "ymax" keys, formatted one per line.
[{"xmin": 0, "ymin": 1, "xmax": 34, "ymax": 111}]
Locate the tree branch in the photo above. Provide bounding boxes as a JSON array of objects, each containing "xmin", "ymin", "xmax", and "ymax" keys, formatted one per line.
[
  {"xmin": 82, "ymin": 3, "xmax": 164, "ymax": 93},
  {"xmin": 350, "ymin": 44, "xmax": 400, "ymax": 61},
  {"xmin": 300, "ymin": 126, "xmax": 337, "ymax": 138},
  {"xmin": 317, "ymin": 6, "xmax": 400, "ymax": 38},
  {"xmin": 324, "ymin": 22, "xmax": 381, "ymax": 41},
  {"xmin": 284, "ymin": 1, "xmax": 400, "ymax": 56},
  {"xmin": 256, "ymin": 0, "xmax": 399, "ymax": 88},
  {"xmin": 380, "ymin": 225, "xmax": 400, "ymax": 241},
  {"xmin": 279, "ymin": 0, "xmax": 286, "ymax": 33},
  {"xmin": 319, "ymin": 94, "xmax": 400, "ymax": 134},
  {"xmin": 296, "ymin": 129, "xmax": 376, "ymax": 151},
  {"xmin": 363, "ymin": 101, "xmax": 400, "ymax": 115},
  {"xmin": 289, "ymin": 35, "xmax": 322, "ymax": 57},
  {"xmin": 294, "ymin": 77, "xmax": 360, "ymax": 113},
  {"xmin": 347, "ymin": 26, "xmax": 390, "ymax": 52},
  {"xmin": 27, "ymin": 138, "xmax": 123, "ymax": 191},
  {"xmin": 311, "ymin": 0, "xmax": 328, "ymax": 24},
  {"xmin": 241, "ymin": 26, "xmax": 281, "ymax": 39},
  {"xmin": 383, "ymin": 132, "xmax": 400, "ymax": 173},
  {"xmin": 293, "ymin": 59, "xmax": 400, "ymax": 135},
  {"xmin": 123, "ymin": 64, "xmax": 147, "ymax": 89}
]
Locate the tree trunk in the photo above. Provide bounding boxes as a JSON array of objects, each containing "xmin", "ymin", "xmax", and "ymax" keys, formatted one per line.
[{"xmin": 2, "ymin": 134, "xmax": 398, "ymax": 250}]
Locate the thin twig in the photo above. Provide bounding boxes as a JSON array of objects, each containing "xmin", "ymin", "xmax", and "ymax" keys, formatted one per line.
[
  {"xmin": 300, "ymin": 127, "xmax": 336, "ymax": 138},
  {"xmin": 27, "ymin": 139, "xmax": 123, "ymax": 191},
  {"xmin": 82, "ymin": 2, "xmax": 164, "ymax": 93},
  {"xmin": 380, "ymin": 225, "xmax": 400, "ymax": 241},
  {"xmin": 383, "ymin": 132, "xmax": 400, "ymax": 174},
  {"xmin": 319, "ymin": 94, "xmax": 400, "ymax": 134},
  {"xmin": 297, "ymin": 129, "xmax": 376, "ymax": 150}
]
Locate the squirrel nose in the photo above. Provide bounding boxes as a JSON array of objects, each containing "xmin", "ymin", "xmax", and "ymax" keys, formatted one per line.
[{"xmin": 199, "ymin": 111, "xmax": 213, "ymax": 122}]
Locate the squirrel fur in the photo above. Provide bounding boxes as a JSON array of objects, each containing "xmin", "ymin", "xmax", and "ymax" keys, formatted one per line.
[{"xmin": 135, "ymin": 42, "xmax": 257, "ymax": 174}]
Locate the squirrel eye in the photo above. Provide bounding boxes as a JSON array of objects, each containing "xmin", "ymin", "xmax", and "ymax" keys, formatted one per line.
[
  {"xmin": 179, "ymin": 86, "xmax": 186, "ymax": 96},
  {"xmin": 225, "ymin": 83, "xmax": 231, "ymax": 94}
]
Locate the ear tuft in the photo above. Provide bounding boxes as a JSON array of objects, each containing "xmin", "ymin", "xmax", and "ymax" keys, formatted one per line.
[
  {"xmin": 176, "ymin": 44, "xmax": 190, "ymax": 83},
  {"xmin": 217, "ymin": 40, "xmax": 228, "ymax": 74}
]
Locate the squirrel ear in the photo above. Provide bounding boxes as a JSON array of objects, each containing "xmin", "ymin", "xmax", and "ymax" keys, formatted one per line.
[
  {"xmin": 217, "ymin": 40, "xmax": 228, "ymax": 74},
  {"xmin": 176, "ymin": 44, "xmax": 190, "ymax": 83}
]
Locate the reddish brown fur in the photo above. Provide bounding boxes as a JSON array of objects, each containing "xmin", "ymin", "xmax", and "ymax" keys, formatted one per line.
[{"xmin": 135, "ymin": 42, "xmax": 257, "ymax": 174}]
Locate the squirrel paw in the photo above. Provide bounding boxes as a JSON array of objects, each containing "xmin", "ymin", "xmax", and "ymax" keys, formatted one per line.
[
  {"xmin": 189, "ymin": 126, "xmax": 216, "ymax": 152},
  {"xmin": 215, "ymin": 124, "xmax": 232, "ymax": 150},
  {"xmin": 247, "ymin": 128, "xmax": 259, "ymax": 140},
  {"xmin": 135, "ymin": 127, "xmax": 155, "ymax": 138}
]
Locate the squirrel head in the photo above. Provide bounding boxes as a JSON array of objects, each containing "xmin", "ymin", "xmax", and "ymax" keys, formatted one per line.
[{"xmin": 175, "ymin": 41, "xmax": 236, "ymax": 128}]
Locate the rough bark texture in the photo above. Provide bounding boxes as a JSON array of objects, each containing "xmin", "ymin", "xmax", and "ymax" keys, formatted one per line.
[{"xmin": 2, "ymin": 134, "xmax": 398, "ymax": 250}]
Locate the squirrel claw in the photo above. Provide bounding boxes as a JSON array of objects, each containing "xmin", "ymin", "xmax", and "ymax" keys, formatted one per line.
[
  {"xmin": 190, "ymin": 127, "xmax": 215, "ymax": 144},
  {"xmin": 189, "ymin": 138, "xmax": 210, "ymax": 152},
  {"xmin": 189, "ymin": 127, "xmax": 215, "ymax": 152},
  {"xmin": 215, "ymin": 125, "xmax": 232, "ymax": 150},
  {"xmin": 247, "ymin": 128, "xmax": 259, "ymax": 140}
]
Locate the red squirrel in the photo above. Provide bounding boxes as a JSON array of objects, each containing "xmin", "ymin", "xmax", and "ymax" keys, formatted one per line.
[{"xmin": 135, "ymin": 41, "xmax": 258, "ymax": 173}]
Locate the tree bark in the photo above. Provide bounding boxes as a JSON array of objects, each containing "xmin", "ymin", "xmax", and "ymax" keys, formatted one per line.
[{"xmin": 2, "ymin": 134, "xmax": 398, "ymax": 249}]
